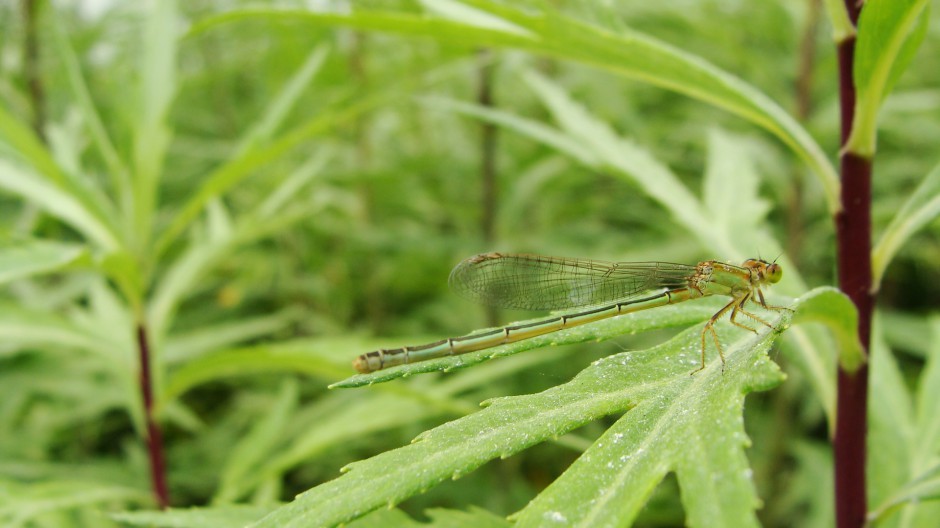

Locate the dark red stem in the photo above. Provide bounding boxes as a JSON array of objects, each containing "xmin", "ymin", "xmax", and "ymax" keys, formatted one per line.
[
  {"xmin": 834, "ymin": 2, "xmax": 872, "ymax": 528},
  {"xmin": 137, "ymin": 323, "xmax": 170, "ymax": 508},
  {"xmin": 477, "ymin": 49, "xmax": 498, "ymax": 245},
  {"xmin": 22, "ymin": 0, "xmax": 46, "ymax": 141}
]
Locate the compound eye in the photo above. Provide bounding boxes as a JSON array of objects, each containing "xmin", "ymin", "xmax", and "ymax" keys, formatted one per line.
[{"xmin": 766, "ymin": 263, "xmax": 783, "ymax": 283}]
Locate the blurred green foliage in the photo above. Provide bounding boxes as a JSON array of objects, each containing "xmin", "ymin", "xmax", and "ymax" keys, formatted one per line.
[{"xmin": 0, "ymin": 1, "xmax": 938, "ymax": 527}]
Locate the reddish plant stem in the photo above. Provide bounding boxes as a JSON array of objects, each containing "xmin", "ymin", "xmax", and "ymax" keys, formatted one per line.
[
  {"xmin": 477, "ymin": 49, "xmax": 498, "ymax": 246},
  {"xmin": 137, "ymin": 323, "xmax": 170, "ymax": 508},
  {"xmin": 834, "ymin": 1, "xmax": 871, "ymax": 528},
  {"xmin": 22, "ymin": 0, "xmax": 46, "ymax": 141},
  {"xmin": 477, "ymin": 49, "xmax": 500, "ymax": 327}
]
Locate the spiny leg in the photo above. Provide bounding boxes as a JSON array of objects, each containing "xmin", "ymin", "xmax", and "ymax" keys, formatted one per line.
[
  {"xmin": 692, "ymin": 297, "xmax": 740, "ymax": 375},
  {"xmin": 757, "ymin": 288, "xmax": 795, "ymax": 313},
  {"xmin": 729, "ymin": 298, "xmax": 760, "ymax": 334}
]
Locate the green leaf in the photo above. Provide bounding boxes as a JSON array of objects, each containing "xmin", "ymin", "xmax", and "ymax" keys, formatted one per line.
[
  {"xmin": 0, "ymin": 238, "xmax": 86, "ymax": 285},
  {"xmin": 0, "ymin": 160, "xmax": 119, "ymax": 250},
  {"xmin": 867, "ymin": 317, "xmax": 914, "ymax": 512},
  {"xmin": 703, "ymin": 129, "xmax": 770, "ymax": 253},
  {"xmin": 0, "ymin": 303, "xmax": 110, "ymax": 357},
  {"xmin": 163, "ymin": 344, "xmax": 345, "ymax": 404},
  {"xmin": 213, "ymin": 380, "xmax": 299, "ymax": 504},
  {"xmin": 521, "ymin": 71, "xmax": 731, "ymax": 255},
  {"xmin": 256, "ymin": 304, "xmax": 789, "ymax": 527},
  {"xmin": 193, "ymin": 6, "xmax": 839, "ymax": 213},
  {"xmin": 821, "ymin": 0, "xmax": 856, "ymax": 42},
  {"xmin": 163, "ymin": 308, "xmax": 304, "ymax": 364},
  {"xmin": 872, "ymin": 161, "xmax": 940, "ymax": 290},
  {"xmin": 0, "ymin": 479, "xmax": 147, "ymax": 526},
  {"xmin": 0, "ymin": 104, "xmax": 65, "ymax": 187},
  {"xmin": 236, "ymin": 44, "xmax": 331, "ymax": 153},
  {"xmin": 790, "ymin": 287, "xmax": 864, "ymax": 372},
  {"xmin": 111, "ymin": 505, "xmax": 275, "ymax": 528},
  {"xmin": 49, "ymin": 13, "xmax": 129, "ymax": 195},
  {"xmin": 131, "ymin": 0, "xmax": 179, "ymax": 251},
  {"xmin": 914, "ymin": 317, "xmax": 940, "ymax": 467},
  {"xmin": 867, "ymin": 316, "xmax": 940, "ymax": 524},
  {"xmin": 424, "ymin": 506, "xmax": 511, "ymax": 528},
  {"xmin": 846, "ymin": 0, "xmax": 930, "ymax": 157}
]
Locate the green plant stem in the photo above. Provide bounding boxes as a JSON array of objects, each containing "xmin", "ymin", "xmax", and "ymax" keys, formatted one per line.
[
  {"xmin": 137, "ymin": 323, "xmax": 170, "ymax": 508},
  {"xmin": 834, "ymin": 1, "xmax": 872, "ymax": 527}
]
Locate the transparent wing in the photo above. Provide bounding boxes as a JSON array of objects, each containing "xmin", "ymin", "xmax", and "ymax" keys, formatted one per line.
[{"xmin": 448, "ymin": 253, "xmax": 696, "ymax": 311}]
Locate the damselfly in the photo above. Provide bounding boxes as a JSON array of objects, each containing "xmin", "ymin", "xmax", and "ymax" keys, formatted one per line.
[{"xmin": 353, "ymin": 253, "xmax": 788, "ymax": 374}]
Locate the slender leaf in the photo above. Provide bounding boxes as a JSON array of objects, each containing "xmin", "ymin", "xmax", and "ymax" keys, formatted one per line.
[
  {"xmin": 790, "ymin": 287, "xmax": 864, "ymax": 372},
  {"xmin": 49, "ymin": 13, "xmax": 129, "ymax": 194},
  {"xmin": 111, "ymin": 505, "xmax": 275, "ymax": 528},
  {"xmin": 821, "ymin": 0, "xmax": 856, "ymax": 42},
  {"xmin": 0, "ymin": 238, "xmax": 86, "ymax": 285},
  {"xmin": 0, "ymin": 479, "xmax": 147, "ymax": 526},
  {"xmin": 163, "ymin": 308, "xmax": 304, "ymax": 364},
  {"xmin": 867, "ymin": 317, "xmax": 915, "ymax": 512},
  {"xmin": 236, "ymin": 44, "xmax": 331, "ymax": 153},
  {"xmin": 0, "ymin": 160, "xmax": 119, "ymax": 250},
  {"xmin": 213, "ymin": 380, "xmax": 299, "ymax": 504},
  {"xmin": 163, "ymin": 345, "xmax": 344, "ymax": 404},
  {"xmin": 872, "ymin": 161, "xmax": 940, "ymax": 290},
  {"xmin": 131, "ymin": 0, "xmax": 178, "ymax": 252},
  {"xmin": 914, "ymin": 317, "xmax": 940, "ymax": 466},
  {"xmin": 193, "ymin": 6, "xmax": 839, "ymax": 213},
  {"xmin": 846, "ymin": 0, "xmax": 930, "ymax": 157}
]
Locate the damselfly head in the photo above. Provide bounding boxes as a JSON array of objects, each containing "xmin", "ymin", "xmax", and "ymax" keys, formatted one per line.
[
  {"xmin": 765, "ymin": 262, "xmax": 783, "ymax": 283},
  {"xmin": 743, "ymin": 258, "xmax": 783, "ymax": 284}
]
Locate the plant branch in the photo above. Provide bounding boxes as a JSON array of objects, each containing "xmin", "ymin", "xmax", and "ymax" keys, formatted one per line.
[
  {"xmin": 137, "ymin": 323, "xmax": 170, "ymax": 508},
  {"xmin": 834, "ymin": 1, "xmax": 872, "ymax": 527},
  {"xmin": 22, "ymin": 0, "xmax": 46, "ymax": 141}
]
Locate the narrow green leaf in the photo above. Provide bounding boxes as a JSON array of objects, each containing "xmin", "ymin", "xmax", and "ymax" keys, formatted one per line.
[
  {"xmin": 256, "ymin": 306, "xmax": 790, "ymax": 527},
  {"xmin": 256, "ymin": 393, "xmax": 444, "ymax": 496},
  {"xmin": 214, "ymin": 380, "xmax": 299, "ymax": 504},
  {"xmin": 193, "ymin": 7, "xmax": 839, "ymax": 213},
  {"xmin": 163, "ymin": 308, "xmax": 304, "ymax": 364},
  {"xmin": 872, "ymin": 161, "xmax": 940, "ymax": 290},
  {"xmin": 253, "ymin": 150, "xmax": 331, "ymax": 220},
  {"xmin": 0, "ymin": 105, "xmax": 63, "ymax": 186},
  {"xmin": 49, "ymin": 13, "xmax": 129, "ymax": 194},
  {"xmin": 422, "ymin": 97, "xmax": 598, "ymax": 166},
  {"xmin": 781, "ymin": 325, "xmax": 837, "ymax": 436},
  {"xmin": 867, "ymin": 317, "xmax": 914, "ymax": 510},
  {"xmin": 846, "ymin": 0, "xmax": 930, "ymax": 157},
  {"xmin": 0, "ymin": 238, "xmax": 86, "ymax": 285},
  {"xmin": 153, "ymin": 92, "xmax": 391, "ymax": 258},
  {"xmin": 425, "ymin": 506, "xmax": 511, "ymax": 528},
  {"xmin": 237, "ymin": 44, "xmax": 331, "ymax": 153},
  {"xmin": 111, "ymin": 505, "xmax": 275, "ymax": 528},
  {"xmin": 821, "ymin": 0, "xmax": 856, "ymax": 42},
  {"xmin": 148, "ymin": 225, "xmax": 233, "ymax": 343},
  {"xmin": 703, "ymin": 129, "xmax": 770, "ymax": 252},
  {"xmin": 420, "ymin": 0, "xmax": 531, "ymax": 35},
  {"xmin": 132, "ymin": 0, "xmax": 179, "ymax": 251},
  {"xmin": 0, "ymin": 161, "xmax": 119, "ymax": 251},
  {"xmin": 790, "ymin": 287, "xmax": 864, "ymax": 372},
  {"xmin": 0, "ymin": 479, "xmax": 147, "ymax": 525},
  {"xmin": 913, "ymin": 317, "xmax": 940, "ymax": 467},
  {"xmin": 163, "ymin": 345, "xmax": 344, "ymax": 404},
  {"xmin": 0, "ymin": 303, "xmax": 110, "ymax": 356}
]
